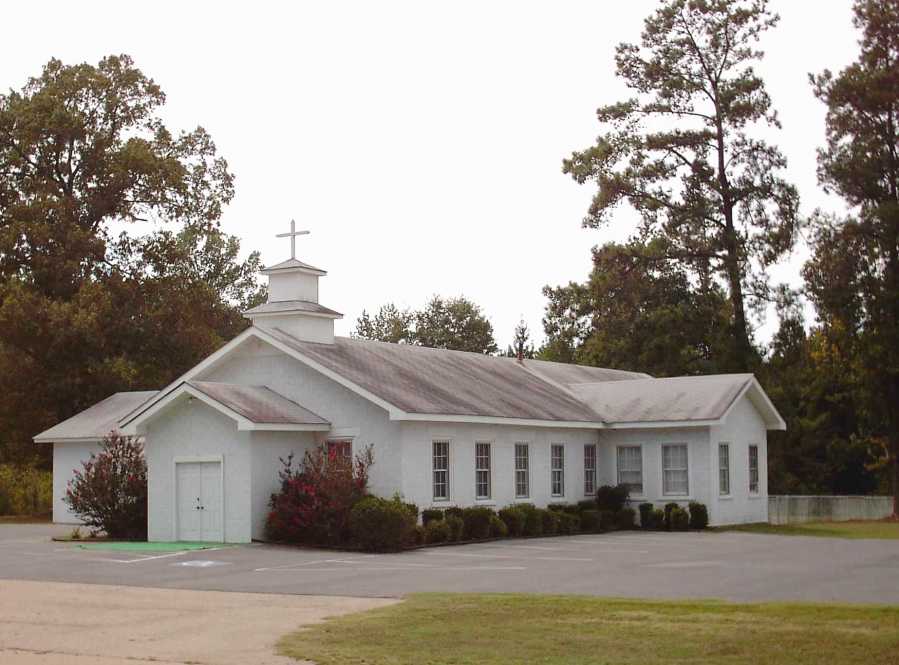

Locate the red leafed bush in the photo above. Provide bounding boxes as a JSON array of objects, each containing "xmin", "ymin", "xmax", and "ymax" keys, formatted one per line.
[
  {"xmin": 265, "ymin": 444, "xmax": 373, "ymax": 546},
  {"xmin": 64, "ymin": 432, "xmax": 148, "ymax": 539}
]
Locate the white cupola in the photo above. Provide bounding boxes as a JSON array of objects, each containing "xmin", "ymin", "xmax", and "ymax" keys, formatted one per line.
[{"xmin": 243, "ymin": 222, "xmax": 342, "ymax": 344}]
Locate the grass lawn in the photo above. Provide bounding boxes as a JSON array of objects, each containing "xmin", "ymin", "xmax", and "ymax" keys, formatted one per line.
[
  {"xmin": 0, "ymin": 514, "xmax": 51, "ymax": 524},
  {"xmin": 720, "ymin": 520, "xmax": 899, "ymax": 540},
  {"xmin": 278, "ymin": 593, "xmax": 899, "ymax": 665}
]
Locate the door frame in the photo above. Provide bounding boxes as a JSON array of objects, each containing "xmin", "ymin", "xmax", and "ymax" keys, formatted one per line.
[{"xmin": 172, "ymin": 455, "xmax": 225, "ymax": 543}]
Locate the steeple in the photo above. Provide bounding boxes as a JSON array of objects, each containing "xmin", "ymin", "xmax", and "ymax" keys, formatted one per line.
[{"xmin": 243, "ymin": 224, "xmax": 342, "ymax": 344}]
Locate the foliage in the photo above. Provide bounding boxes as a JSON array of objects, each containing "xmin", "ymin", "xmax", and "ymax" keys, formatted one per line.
[
  {"xmin": 421, "ymin": 508, "xmax": 444, "ymax": 526},
  {"xmin": 353, "ymin": 296, "xmax": 497, "ymax": 354},
  {"xmin": 489, "ymin": 515, "xmax": 509, "ymax": 538},
  {"xmin": 411, "ymin": 524, "xmax": 426, "ymax": 546},
  {"xmin": 503, "ymin": 319, "xmax": 536, "ymax": 359},
  {"xmin": 669, "ymin": 506, "xmax": 690, "ymax": 531},
  {"xmin": 638, "ymin": 503, "xmax": 655, "ymax": 529},
  {"xmin": 539, "ymin": 508, "xmax": 560, "ymax": 535},
  {"xmin": 279, "ymin": 593, "xmax": 899, "ymax": 665},
  {"xmin": 518, "ymin": 504, "xmax": 544, "ymax": 537},
  {"xmin": 688, "ymin": 502, "xmax": 709, "ymax": 529},
  {"xmin": 556, "ymin": 512, "xmax": 581, "ymax": 535},
  {"xmin": 424, "ymin": 518, "xmax": 451, "ymax": 544},
  {"xmin": 264, "ymin": 444, "xmax": 373, "ymax": 546},
  {"xmin": 562, "ymin": 0, "xmax": 799, "ymax": 371},
  {"xmin": 595, "ymin": 485, "xmax": 629, "ymax": 513},
  {"xmin": 579, "ymin": 509, "xmax": 600, "ymax": 532},
  {"xmin": 664, "ymin": 502, "xmax": 680, "ymax": 530},
  {"xmin": 461, "ymin": 506, "xmax": 495, "ymax": 540},
  {"xmin": 652, "ymin": 509, "xmax": 666, "ymax": 529},
  {"xmin": 445, "ymin": 515, "xmax": 464, "ymax": 541},
  {"xmin": 498, "ymin": 506, "xmax": 526, "ymax": 537},
  {"xmin": 63, "ymin": 432, "xmax": 147, "ymax": 539},
  {"xmin": 0, "ymin": 464, "xmax": 51, "ymax": 516},
  {"xmin": 615, "ymin": 507, "xmax": 636, "ymax": 530},
  {"xmin": 806, "ymin": 0, "xmax": 899, "ymax": 512},
  {"xmin": 0, "ymin": 55, "xmax": 262, "ymax": 465},
  {"xmin": 598, "ymin": 509, "xmax": 616, "ymax": 532},
  {"xmin": 348, "ymin": 495, "xmax": 417, "ymax": 552}
]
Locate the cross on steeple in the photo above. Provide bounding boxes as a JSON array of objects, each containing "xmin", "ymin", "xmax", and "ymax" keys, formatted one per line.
[{"xmin": 276, "ymin": 219, "xmax": 310, "ymax": 259}]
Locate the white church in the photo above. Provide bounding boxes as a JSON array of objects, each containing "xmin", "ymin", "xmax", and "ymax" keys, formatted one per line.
[{"xmin": 35, "ymin": 225, "xmax": 785, "ymax": 542}]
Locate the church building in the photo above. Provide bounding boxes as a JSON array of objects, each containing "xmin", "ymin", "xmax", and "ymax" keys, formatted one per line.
[{"xmin": 35, "ymin": 226, "xmax": 784, "ymax": 542}]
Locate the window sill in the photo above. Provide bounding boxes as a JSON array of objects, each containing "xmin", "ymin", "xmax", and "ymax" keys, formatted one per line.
[
  {"xmin": 719, "ymin": 495, "xmax": 734, "ymax": 500},
  {"xmin": 475, "ymin": 499, "xmax": 496, "ymax": 506}
]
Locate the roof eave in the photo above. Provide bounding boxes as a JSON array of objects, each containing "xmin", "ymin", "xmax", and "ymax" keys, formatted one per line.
[{"xmin": 390, "ymin": 412, "xmax": 606, "ymax": 429}]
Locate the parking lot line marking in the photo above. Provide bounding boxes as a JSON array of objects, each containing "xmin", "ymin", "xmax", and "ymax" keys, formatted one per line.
[
  {"xmin": 255, "ymin": 565, "xmax": 526, "ymax": 572},
  {"xmin": 90, "ymin": 550, "xmax": 193, "ymax": 564},
  {"xmin": 423, "ymin": 550, "xmax": 593, "ymax": 562}
]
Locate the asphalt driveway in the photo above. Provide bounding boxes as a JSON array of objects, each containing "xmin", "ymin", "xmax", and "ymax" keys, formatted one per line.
[{"xmin": 2, "ymin": 523, "xmax": 899, "ymax": 604}]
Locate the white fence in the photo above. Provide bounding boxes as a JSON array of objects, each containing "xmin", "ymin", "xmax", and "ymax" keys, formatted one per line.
[{"xmin": 768, "ymin": 495, "xmax": 893, "ymax": 525}]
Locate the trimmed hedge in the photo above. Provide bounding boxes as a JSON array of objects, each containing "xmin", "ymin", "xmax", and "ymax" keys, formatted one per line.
[
  {"xmin": 557, "ymin": 512, "xmax": 580, "ymax": 534},
  {"xmin": 664, "ymin": 502, "xmax": 680, "ymax": 530},
  {"xmin": 349, "ymin": 496, "xmax": 416, "ymax": 551},
  {"xmin": 615, "ymin": 507, "xmax": 636, "ymax": 530},
  {"xmin": 446, "ymin": 515, "xmax": 464, "ymax": 541},
  {"xmin": 638, "ymin": 502, "xmax": 654, "ymax": 529},
  {"xmin": 421, "ymin": 508, "xmax": 444, "ymax": 526},
  {"xmin": 424, "ymin": 519, "xmax": 451, "ymax": 543},
  {"xmin": 499, "ymin": 507, "xmax": 526, "ymax": 537},
  {"xmin": 539, "ymin": 508, "xmax": 560, "ymax": 535},
  {"xmin": 580, "ymin": 509, "xmax": 600, "ymax": 532},
  {"xmin": 489, "ymin": 515, "xmax": 509, "ymax": 538},
  {"xmin": 652, "ymin": 508, "xmax": 665, "ymax": 529},
  {"xmin": 598, "ymin": 509, "xmax": 616, "ymax": 532},
  {"xmin": 669, "ymin": 506, "xmax": 690, "ymax": 531},
  {"xmin": 688, "ymin": 502, "xmax": 709, "ymax": 530},
  {"xmin": 462, "ymin": 507, "xmax": 495, "ymax": 540},
  {"xmin": 596, "ymin": 485, "xmax": 629, "ymax": 512}
]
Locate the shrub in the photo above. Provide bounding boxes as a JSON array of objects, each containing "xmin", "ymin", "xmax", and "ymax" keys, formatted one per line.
[
  {"xmin": 669, "ymin": 506, "xmax": 690, "ymax": 531},
  {"xmin": 265, "ymin": 444, "xmax": 373, "ymax": 546},
  {"xmin": 615, "ymin": 507, "xmax": 636, "ymax": 530},
  {"xmin": 596, "ymin": 485, "xmax": 629, "ymax": 512},
  {"xmin": 540, "ymin": 508, "xmax": 560, "ymax": 535},
  {"xmin": 557, "ymin": 512, "xmax": 580, "ymax": 535},
  {"xmin": 576, "ymin": 500, "xmax": 596, "ymax": 513},
  {"xmin": 411, "ymin": 524, "xmax": 426, "ymax": 545},
  {"xmin": 0, "ymin": 464, "xmax": 52, "ymax": 517},
  {"xmin": 424, "ymin": 519, "xmax": 451, "ymax": 544},
  {"xmin": 421, "ymin": 508, "xmax": 444, "ymax": 526},
  {"xmin": 549, "ymin": 503, "xmax": 579, "ymax": 515},
  {"xmin": 489, "ymin": 515, "xmax": 509, "ymax": 538},
  {"xmin": 64, "ymin": 433, "xmax": 148, "ymax": 540},
  {"xmin": 598, "ymin": 509, "xmax": 617, "ymax": 532},
  {"xmin": 349, "ymin": 496, "xmax": 416, "ymax": 551},
  {"xmin": 444, "ymin": 506, "xmax": 464, "ymax": 521},
  {"xmin": 638, "ymin": 502, "xmax": 654, "ymax": 529},
  {"xmin": 689, "ymin": 502, "xmax": 709, "ymax": 530},
  {"xmin": 580, "ymin": 509, "xmax": 600, "ymax": 532},
  {"xmin": 498, "ymin": 507, "xmax": 526, "ymax": 537},
  {"xmin": 445, "ymin": 515, "xmax": 464, "ymax": 541},
  {"xmin": 651, "ymin": 509, "xmax": 665, "ymax": 530},
  {"xmin": 515, "ymin": 504, "xmax": 544, "ymax": 537},
  {"xmin": 462, "ymin": 506, "xmax": 495, "ymax": 540},
  {"xmin": 663, "ymin": 502, "xmax": 680, "ymax": 531},
  {"xmin": 547, "ymin": 503, "xmax": 567, "ymax": 512}
]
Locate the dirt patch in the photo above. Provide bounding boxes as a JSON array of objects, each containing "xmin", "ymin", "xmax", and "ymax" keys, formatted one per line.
[{"xmin": 0, "ymin": 579, "xmax": 396, "ymax": 665}]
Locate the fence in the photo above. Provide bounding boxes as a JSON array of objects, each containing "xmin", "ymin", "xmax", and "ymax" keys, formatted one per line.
[{"xmin": 768, "ymin": 495, "xmax": 893, "ymax": 525}]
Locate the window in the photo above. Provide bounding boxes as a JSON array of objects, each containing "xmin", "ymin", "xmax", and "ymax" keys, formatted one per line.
[
  {"xmin": 475, "ymin": 442, "xmax": 491, "ymax": 500},
  {"xmin": 551, "ymin": 444, "xmax": 565, "ymax": 496},
  {"xmin": 719, "ymin": 443, "xmax": 730, "ymax": 495},
  {"xmin": 514, "ymin": 443, "xmax": 529, "ymax": 498},
  {"xmin": 326, "ymin": 439, "xmax": 352, "ymax": 463},
  {"xmin": 662, "ymin": 444, "xmax": 689, "ymax": 496},
  {"xmin": 617, "ymin": 446, "xmax": 643, "ymax": 495},
  {"xmin": 433, "ymin": 440, "xmax": 450, "ymax": 500},
  {"xmin": 749, "ymin": 444, "xmax": 759, "ymax": 494},
  {"xmin": 584, "ymin": 444, "xmax": 597, "ymax": 496}
]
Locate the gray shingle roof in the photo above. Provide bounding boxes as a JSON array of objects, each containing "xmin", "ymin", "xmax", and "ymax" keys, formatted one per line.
[
  {"xmin": 266, "ymin": 330, "xmax": 606, "ymax": 422},
  {"xmin": 187, "ymin": 381, "xmax": 329, "ymax": 425},
  {"xmin": 244, "ymin": 300, "xmax": 342, "ymax": 318},
  {"xmin": 34, "ymin": 391, "xmax": 158, "ymax": 442},
  {"xmin": 568, "ymin": 374, "xmax": 753, "ymax": 424}
]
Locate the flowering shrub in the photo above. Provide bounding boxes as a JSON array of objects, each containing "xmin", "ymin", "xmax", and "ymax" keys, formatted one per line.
[
  {"xmin": 64, "ymin": 432, "xmax": 147, "ymax": 539},
  {"xmin": 265, "ymin": 443, "xmax": 373, "ymax": 546}
]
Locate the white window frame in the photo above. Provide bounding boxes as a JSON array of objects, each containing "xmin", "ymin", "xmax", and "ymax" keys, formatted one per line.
[
  {"xmin": 616, "ymin": 445, "xmax": 643, "ymax": 495},
  {"xmin": 551, "ymin": 444, "xmax": 565, "ymax": 497},
  {"xmin": 514, "ymin": 443, "xmax": 529, "ymax": 499},
  {"xmin": 432, "ymin": 439, "xmax": 450, "ymax": 501},
  {"xmin": 749, "ymin": 444, "xmax": 759, "ymax": 495},
  {"xmin": 475, "ymin": 441, "xmax": 492, "ymax": 501},
  {"xmin": 662, "ymin": 443, "xmax": 689, "ymax": 496},
  {"xmin": 583, "ymin": 443, "xmax": 597, "ymax": 496},
  {"xmin": 718, "ymin": 442, "xmax": 731, "ymax": 496}
]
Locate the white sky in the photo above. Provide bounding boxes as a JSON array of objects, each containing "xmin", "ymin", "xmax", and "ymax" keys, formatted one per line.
[{"xmin": 3, "ymin": 1, "xmax": 860, "ymax": 349}]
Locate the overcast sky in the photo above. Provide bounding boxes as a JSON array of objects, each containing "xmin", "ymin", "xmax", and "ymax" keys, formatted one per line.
[{"xmin": 4, "ymin": 1, "xmax": 860, "ymax": 349}]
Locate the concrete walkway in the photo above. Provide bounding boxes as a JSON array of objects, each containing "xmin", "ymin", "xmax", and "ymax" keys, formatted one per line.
[{"xmin": 0, "ymin": 580, "xmax": 395, "ymax": 665}]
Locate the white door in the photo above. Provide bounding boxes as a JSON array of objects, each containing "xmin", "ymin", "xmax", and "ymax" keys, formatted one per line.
[{"xmin": 176, "ymin": 461, "xmax": 223, "ymax": 542}]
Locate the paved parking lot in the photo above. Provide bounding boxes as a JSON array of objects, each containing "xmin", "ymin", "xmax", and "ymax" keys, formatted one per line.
[{"xmin": 2, "ymin": 523, "xmax": 899, "ymax": 603}]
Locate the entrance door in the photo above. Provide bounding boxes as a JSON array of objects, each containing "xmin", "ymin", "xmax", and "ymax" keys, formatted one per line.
[{"xmin": 176, "ymin": 460, "xmax": 223, "ymax": 542}]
